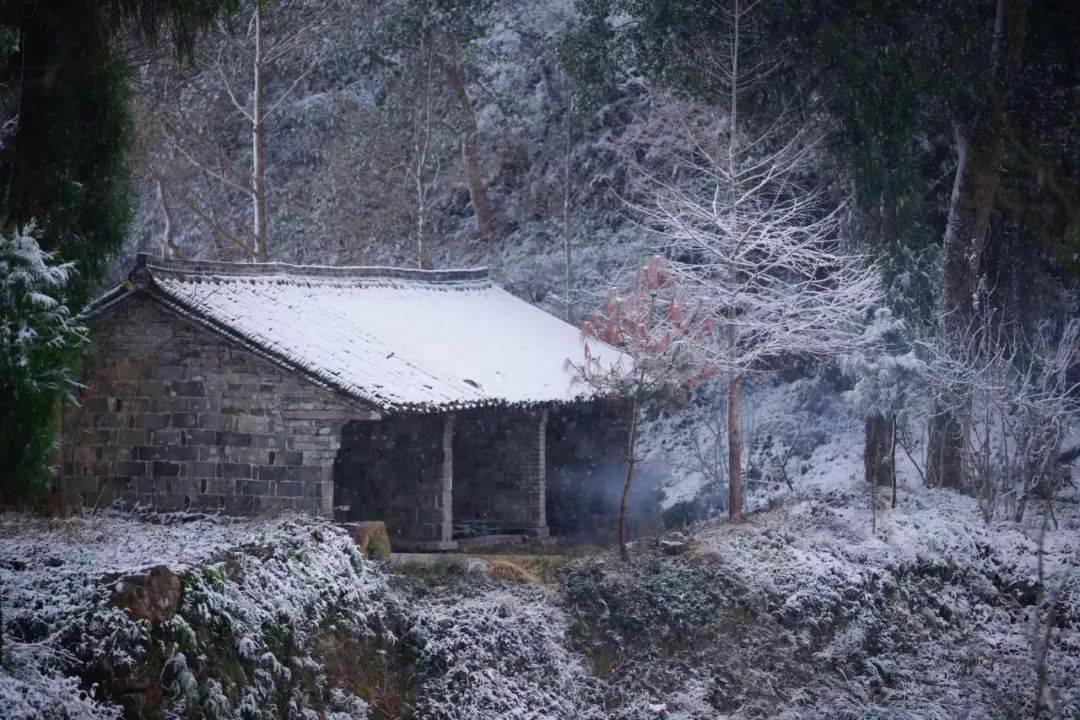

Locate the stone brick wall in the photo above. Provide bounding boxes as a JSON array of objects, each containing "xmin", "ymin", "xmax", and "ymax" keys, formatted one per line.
[
  {"xmin": 63, "ymin": 295, "xmax": 373, "ymax": 515},
  {"xmin": 333, "ymin": 415, "xmax": 455, "ymax": 551},
  {"xmin": 452, "ymin": 408, "xmax": 548, "ymax": 537}
]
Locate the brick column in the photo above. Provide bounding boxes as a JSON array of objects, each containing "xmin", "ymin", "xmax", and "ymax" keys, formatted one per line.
[
  {"xmin": 522, "ymin": 409, "xmax": 550, "ymax": 537},
  {"xmin": 430, "ymin": 414, "xmax": 456, "ymax": 548}
]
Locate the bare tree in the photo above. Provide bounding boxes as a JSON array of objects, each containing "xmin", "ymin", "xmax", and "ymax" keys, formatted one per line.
[
  {"xmin": 143, "ymin": 0, "xmax": 328, "ymax": 262},
  {"xmin": 363, "ymin": 1, "xmax": 496, "ymax": 244},
  {"xmin": 922, "ymin": 311, "xmax": 1080, "ymax": 521},
  {"xmin": 928, "ymin": 0, "xmax": 1030, "ymax": 489},
  {"xmin": 637, "ymin": 5, "xmax": 882, "ymax": 520},
  {"xmin": 429, "ymin": 40, "xmax": 494, "ymax": 241},
  {"xmin": 406, "ymin": 33, "xmax": 446, "ymax": 269},
  {"xmin": 634, "ymin": 0, "xmax": 881, "ymax": 521}
]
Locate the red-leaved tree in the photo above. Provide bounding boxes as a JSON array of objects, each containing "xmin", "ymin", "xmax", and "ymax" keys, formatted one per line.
[{"xmin": 574, "ymin": 257, "xmax": 713, "ymax": 559}]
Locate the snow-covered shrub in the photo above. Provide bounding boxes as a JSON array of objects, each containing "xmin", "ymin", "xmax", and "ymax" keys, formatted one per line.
[
  {"xmin": 0, "ymin": 650, "xmax": 122, "ymax": 720},
  {"xmin": 842, "ymin": 308, "xmax": 927, "ymax": 424},
  {"xmin": 408, "ymin": 582, "xmax": 603, "ymax": 719},
  {"xmin": 0, "ymin": 223, "xmax": 86, "ymax": 502},
  {"xmin": 0, "ymin": 513, "xmax": 390, "ymax": 719},
  {"xmin": 158, "ymin": 517, "xmax": 391, "ymax": 717}
]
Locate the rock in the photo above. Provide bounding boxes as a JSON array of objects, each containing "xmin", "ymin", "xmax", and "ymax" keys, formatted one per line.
[
  {"xmin": 465, "ymin": 558, "xmax": 489, "ymax": 575},
  {"xmin": 111, "ymin": 564, "xmax": 182, "ymax": 624},
  {"xmin": 658, "ymin": 532, "xmax": 691, "ymax": 556},
  {"xmin": 341, "ymin": 521, "xmax": 392, "ymax": 560}
]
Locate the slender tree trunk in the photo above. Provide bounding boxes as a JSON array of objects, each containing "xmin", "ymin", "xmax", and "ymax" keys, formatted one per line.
[
  {"xmin": 725, "ymin": 0, "xmax": 743, "ymax": 523},
  {"xmin": 437, "ymin": 51, "xmax": 493, "ymax": 240},
  {"xmin": 927, "ymin": 0, "xmax": 1027, "ymax": 491},
  {"xmin": 728, "ymin": 372, "xmax": 742, "ymax": 521},
  {"xmin": 4, "ymin": 15, "xmax": 45, "ymax": 225},
  {"xmin": 46, "ymin": 403, "xmax": 80, "ymax": 517},
  {"xmin": 619, "ymin": 398, "xmax": 640, "ymax": 560},
  {"xmin": 563, "ymin": 94, "xmax": 574, "ymax": 321},
  {"xmin": 155, "ymin": 176, "xmax": 183, "ymax": 259},
  {"xmin": 251, "ymin": 2, "xmax": 269, "ymax": 261},
  {"xmin": 890, "ymin": 414, "xmax": 898, "ymax": 507},
  {"xmin": 415, "ymin": 161, "xmax": 426, "ymax": 268},
  {"xmin": 865, "ymin": 413, "xmax": 895, "ymax": 488}
]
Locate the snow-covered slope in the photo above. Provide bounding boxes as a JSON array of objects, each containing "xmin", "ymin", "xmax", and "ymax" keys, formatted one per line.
[{"xmin": 4, "ymin": 451, "xmax": 1077, "ymax": 719}]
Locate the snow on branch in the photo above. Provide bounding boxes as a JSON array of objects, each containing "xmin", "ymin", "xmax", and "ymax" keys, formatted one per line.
[
  {"xmin": 0, "ymin": 223, "xmax": 86, "ymax": 396},
  {"xmin": 919, "ymin": 310, "xmax": 1080, "ymax": 519},
  {"xmin": 636, "ymin": 119, "xmax": 883, "ymax": 374}
]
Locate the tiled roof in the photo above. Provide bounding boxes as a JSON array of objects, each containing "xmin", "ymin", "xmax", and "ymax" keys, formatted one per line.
[{"xmin": 91, "ymin": 255, "xmax": 624, "ymax": 413}]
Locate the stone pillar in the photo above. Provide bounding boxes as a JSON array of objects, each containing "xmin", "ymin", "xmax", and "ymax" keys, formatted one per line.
[
  {"xmin": 522, "ymin": 409, "xmax": 550, "ymax": 538},
  {"xmin": 397, "ymin": 413, "xmax": 456, "ymax": 551},
  {"xmin": 430, "ymin": 414, "xmax": 456, "ymax": 548}
]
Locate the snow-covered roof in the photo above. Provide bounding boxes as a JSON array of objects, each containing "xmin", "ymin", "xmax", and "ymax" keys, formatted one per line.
[{"xmin": 91, "ymin": 254, "xmax": 624, "ymax": 413}]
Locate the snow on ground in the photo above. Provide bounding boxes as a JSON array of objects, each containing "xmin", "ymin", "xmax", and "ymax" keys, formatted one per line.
[
  {"xmin": 0, "ymin": 511, "xmax": 604, "ymax": 720},
  {"xmin": 407, "ymin": 584, "xmax": 603, "ymax": 719},
  {"xmin": 641, "ymin": 373, "xmax": 863, "ymax": 514}
]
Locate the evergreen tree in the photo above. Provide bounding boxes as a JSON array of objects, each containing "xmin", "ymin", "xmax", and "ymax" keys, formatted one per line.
[{"xmin": 0, "ymin": 0, "xmax": 236, "ymax": 504}]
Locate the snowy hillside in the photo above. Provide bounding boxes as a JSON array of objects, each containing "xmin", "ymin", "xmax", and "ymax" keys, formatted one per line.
[{"xmin": 4, "ymin": 450, "xmax": 1077, "ymax": 718}]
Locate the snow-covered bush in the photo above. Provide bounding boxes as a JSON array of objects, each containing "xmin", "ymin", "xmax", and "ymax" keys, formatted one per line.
[
  {"xmin": 842, "ymin": 309, "xmax": 927, "ymax": 424},
  {"xmin": 157, "ymin": 518, "xmax": 391, "ymax": 718},
  {"xmin": 408, "ymin": 580, "xmax": 603, "ymax": 719},
  {"xmin": 0, "ymin": 223, "xmax": 86, "ymax": 502},
  {"xmin": 0, "ymin": 513, "xmax": 390, "ymax": 719}
]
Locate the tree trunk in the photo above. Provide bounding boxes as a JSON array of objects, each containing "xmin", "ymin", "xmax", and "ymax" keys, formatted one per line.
[
  {"xmin": 563, "ymin": 95, "xmax": 574, "ymax": 321},
  {"xmin": 927, "ymin": 0, "xmax": 1028, "ymax": 490},
  {"xmin": 437, "ymin": 51, "xmax": 493, "ymax": 240},
  {"xmin": 890, "ymin": 414, "xmax": 898, "ymax": 507},
  {"xmin": 619, "ymin": 398, "xmax": 640, "ymax": 560},
  {"xmin": 728, "ymin": 372, "xmax": 742, "ymax": 521},
  {"xmin": 251, "ymin": 3, "xmax": 269, "ymax": 261},
  {"xmin": 865, "ymin": 413, "xmax": 895, "ymax": 488},
  {"xmin": 45, "ymin": 403, "xmax": 80, "ymax": 517},
  {"xmin": 4, "ymin": 12, "xmax": 48, "ymax": 226},
  {"xmin": 726, "ymin": 1, "xmax": 743, "ymax": 523}
]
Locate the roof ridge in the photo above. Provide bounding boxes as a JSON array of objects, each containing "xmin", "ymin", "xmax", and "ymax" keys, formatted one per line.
[{"xmin": 133, "ymin": 253, "xmax": 489, "ymax": 284}]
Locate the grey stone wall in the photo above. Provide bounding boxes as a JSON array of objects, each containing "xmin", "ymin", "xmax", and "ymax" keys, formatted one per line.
[
  {"xmin": 63, "ymin": 295, "xmax": 373, "ymax": 515},
  {"xmin": 333, "ymin": 415, "xmax": 455, "ymax": 551},
  {"xmin": 452, "ymin": 408, "xmax": 548, "ymax": 537}
]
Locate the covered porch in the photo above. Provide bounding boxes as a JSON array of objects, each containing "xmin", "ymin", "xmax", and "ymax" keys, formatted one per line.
[{"xmin": 332, "ymin": 407, "xmax": 550, "ymax": 552}]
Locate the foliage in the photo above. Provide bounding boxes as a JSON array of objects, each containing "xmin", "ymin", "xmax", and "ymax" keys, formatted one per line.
[
  {"xmin": 571, "ymin": 0, "xmax": 1080, "ymax": 326},
  {"xmin": 0, "ymin": 225, "xmax": 86, "ymax": 504},
  {"xmin": 575, "ymin": 255, "xmax": 713, "ymax": 555},
  {"xmin": 842, "ymin": 309, "xmax": 927, "ymax": 424},
  {"xmin": 577, "ymin": 256, "xmax": 712, "ymax": 404}
]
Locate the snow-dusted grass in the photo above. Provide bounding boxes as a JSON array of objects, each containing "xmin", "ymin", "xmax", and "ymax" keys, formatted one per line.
[
  {"xmin": 408, "ymin": 581, "xmax": 602, "ymax": 719},
  {"xmin": 1, "ymin": 513, "xmax": 604, "ymax": 719}
]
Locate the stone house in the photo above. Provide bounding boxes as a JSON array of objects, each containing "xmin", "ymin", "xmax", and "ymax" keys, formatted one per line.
[{"xmin": 64, "ymin": 255, "xmax": 629, "ymax": 550}]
